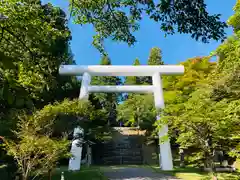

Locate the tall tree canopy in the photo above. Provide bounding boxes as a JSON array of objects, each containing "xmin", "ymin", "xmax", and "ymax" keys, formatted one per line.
[
  {"xmin": 143, "ymin": 47, "xmax": 164, "ymax": 84},
  {"xmin": 147, "ymin": 47, "xmax": 164, "ymax": 66},
  {"xmin": 0, "ymin": 1, "xmax": 79, "ymax": 137},
  {"xmin": 125, "ymin": 58, "xmax": 141, "ymax": 85},
  {"xmin": 158, "ymin": 1, "xmax": 240, "ymax": 166},
  {"xmin": 70, "ymin": 0, "xmax": 227, "ymax": 52},
  {"xmin": 117, "ymin": 94, "xmax": 156, "ymax": 133},
  {"xmin": 90, "ymin": 55, "xmax": 122, "ymax": 126}
]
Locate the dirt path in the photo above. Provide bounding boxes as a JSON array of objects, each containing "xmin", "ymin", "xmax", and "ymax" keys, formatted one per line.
[{"xmin": 102, "ymin": 166, "xmax": 179, "ymax": 180}]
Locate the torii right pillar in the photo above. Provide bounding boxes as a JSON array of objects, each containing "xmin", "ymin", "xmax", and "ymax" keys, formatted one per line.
[{"xmin": 152, "ymin": 72, "xmax": 173, "ymax": 170}]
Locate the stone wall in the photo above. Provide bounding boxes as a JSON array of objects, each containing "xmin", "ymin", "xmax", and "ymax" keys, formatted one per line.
[{"xmin": 99, "ymin": 127, "xmax": 158, "ymax": 165}]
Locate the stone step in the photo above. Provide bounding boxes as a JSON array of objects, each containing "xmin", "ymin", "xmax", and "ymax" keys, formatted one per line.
[
  {"xmin": 103, "ymin": 156, "xmax": 142, "ymax": 160},
  {"xmin": 122, "ymin": 161, "xmax": 143, "ymax": 165},
  {"xmin": 104, "ymin": 144, "xmax": 142, "ymax": 149},
  {"xmin": 101, "ymin": 131, "xmax": 144, "ymax": 165},
  {"xmin": 103, "ymin": 160, "xmax": 142, "ymax": 164},
  {"xmin": 103, "ymin": 151, "xmax": 142, "ymax": 156},
  {"xmin": 103, "ymin": 154, "xmax": 142, "ymax": 158},
  {"xmin": 103, "ymin": 160, "xmax": 143, "ymax": 165},
  {"xmin": 104, "ymin": 146, "xmax": 142, "ymax": 150}
]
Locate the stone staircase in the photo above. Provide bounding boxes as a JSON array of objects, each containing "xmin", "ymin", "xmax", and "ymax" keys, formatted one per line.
[{"xmin": 102, "ymin": 127, "xmax": 144, "ymax": 165}]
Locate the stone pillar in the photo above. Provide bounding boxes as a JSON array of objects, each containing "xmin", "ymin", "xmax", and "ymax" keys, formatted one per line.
[
  {"xmin": 152, "ymin": 72, "xmax": 173, "ymax": 171},
  {"xmin": 68, "ymin": 72, "xmax": 91, "ymax": 171},
  {"xmin": 68, "ymin": 127, "xmax": 84, "ymax": 171}
]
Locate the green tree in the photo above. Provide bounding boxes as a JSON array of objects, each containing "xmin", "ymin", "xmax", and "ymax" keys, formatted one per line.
[
  {"xmin": 143, "ymin": 47, "xmax": 164, "ymax": 84},
  {"xmin": 157, "ymin": 57, "xmax": 216, "ymax": 167},
  {"xmin": 70, "ymin": 0, "xmax": 227, "ymax": 52},
  {"xmin": 159, "ymin": 1, "xmax": 240, "ymax": 170},
  {"xmin": 172, "ymin": 89, "xmax": 238, "ymax": 169},
  {"xmin": 123, "ymin": 58, "xmax": 143, "ymax": 100},
  {"xmin": 209, "ymin": 1, "xmax": 240, "ymax": 162},
  {"xmin": 207, "ymin": 1, "xmax": 240, "ymax": 162},
  {"xmin": 0, "ymin": 1, "xmax": 79, "ymax": 137},
  {"xmin": 100, "ymin": 55, "xmax": 111, "ymax": 65},
  {"xmin": 90, "ymin": 55, "xmax": 122, "ymax": 126},
  {"xmin": 147, "ymin": 47, "xmax": 164, "ymax": 66},
  {"xmin": 4, "ymin": 133, "xmax": 70, "ymax": 180},
  {"xmin": 117, "ymin": 94, "xmax": 156, "ymax": 133},
  {"xmin": 2, "ymin": 99, "xmax": 95, "ymax": 180},
  {"xmin": 117, "ymin": 93, "xmax": 159, "ymax": 158},
  {"xmin": 134, "ymin": 58, "xmax": 141, "ymax": 66},
  {"xmin": 0, "ymin": 3, "xmax": 80, "ymax": 177},
  {"xmin": 125, "ymin": 58, "xmax": 141, "ymax": 85}
]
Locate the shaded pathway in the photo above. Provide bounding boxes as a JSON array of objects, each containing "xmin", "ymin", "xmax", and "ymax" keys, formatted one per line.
[{"xmin": 102, "ymin": 166, "xmax": 179, "ymax": 180}]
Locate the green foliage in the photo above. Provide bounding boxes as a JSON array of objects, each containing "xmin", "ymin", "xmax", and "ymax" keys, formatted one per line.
[
  {"xmin": 215, "ymin": 1, "xmax": 240, "ymax": 73},
  {"xmin": 133, "ymin": 58, "xmax": 140, "ymax": 66},
  {"xmin": 90, "ymin": 55, "xmax": 121, "ymax": 125},
  {"xmin": 0, "ymin": 0, "xmax": 74, "ymax": 103},
  {"xmin": 2, "ymin": 98, "xmax": 105, "ymax": 180},
  {"xmin": 173, "ymin": 90, "xmax": 238, "ymax": 166},
  {"xmin": 159, "ymin": 27, "xmax": 240, "ymax": 167},
  {"xmin": 147, "ymin": 47, "xmax": 164, "ymax": 66},
  {"xmin": 0, "ymin": 0, "xmax": 70, "ymax": 66},
  {"xmin": 228, "ymin": 1, "xmax": 240, "ymax": 33},
  {"xmin": 205, "ymin": 1, "xmax": 240, "ymax": 161},
  {"xmin": 0, "ymin": 1, "xmax": 239, "ymax": 176},
  {"xmin": 157, "ymin": 57, "xmax": 221, "ymax": 166},
  {"xmin": 0, "ymin": 2, "xmax": 82, "ymax": 178},
  {"xmin": 163, "ymin": 57, "xmax": 216, "ymax": 105},
  {"xmin": 117, "ymin": 94, "xmax": 156, "ymax": 134},
  {"xmin": 100, "ymin": 55, "xmax": 111, "ymax": 65},
  {"xmin": 4, "ymin": 134, "xmax": 70, "ymax": 180},
  {"xmin": 210, "ymin": 70, "xmax": 240, "ymax": 101},
  {"xmin": 143, "ymin": 47, "xmax": 164, "ymax": 84},
  {"xmin": 125, "ymin": 58, "xmax": 142, "ymax": 85},
  {"xmin": 0, "ymin": 1, "xmax": 79, "ymax": 138},
  {"xmin": 32, "ymin": 99, "xmax": 94, "ymax": 128},
  {"xmin": 70, "ymin": 0, "xmax": 227, "ymax": 52}
]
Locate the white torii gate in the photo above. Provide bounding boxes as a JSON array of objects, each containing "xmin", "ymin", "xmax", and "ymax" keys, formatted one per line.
[{"xmin": 59, "ymin": 65, "xmax": 184, "ymax": 171}]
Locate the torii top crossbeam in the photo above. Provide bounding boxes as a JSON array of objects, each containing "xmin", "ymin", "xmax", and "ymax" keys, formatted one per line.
[{"xmin": 59, "ymin": 65, "xmax": 184, "ymax": 76}]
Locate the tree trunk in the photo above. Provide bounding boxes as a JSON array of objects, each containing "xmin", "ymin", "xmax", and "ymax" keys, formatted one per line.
[
  {"xmin": 48, "ymin": 169, "xmax": 52, "ymax": 180},
  {"xmin": 205, "ymin": 151, "xmax": 217, "ymax": 180},
  {"xmin": 87, "ymin": 145, "xmax": 92, "ymax": 167},
  {"xmin": 15, "ymin": 174, "xmax": 20, "ymax": 180},
  {"xmin": 154, "ymin": 139, "xmax": 159, "ymax": 165},
  {"xmin": 22, "ymin": 174, "xmax": 28, "ymax": 180},
  {"xmin": 211, "ymin": 161, "xmax": 217, "ymax": 180}
]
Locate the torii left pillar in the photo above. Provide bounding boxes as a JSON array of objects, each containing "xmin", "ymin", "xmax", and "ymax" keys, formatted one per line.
[{"xmin": 68, "ymin": 73, "xmax": 91, "ymax": 171}]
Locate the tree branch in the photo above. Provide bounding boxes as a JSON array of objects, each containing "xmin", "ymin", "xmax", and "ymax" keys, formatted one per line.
[
  {"xmin": 0, "ymin": 26, "xmax": 4, "ymax": 43},
  {"xmin": 4, "ymin": 28, "xmax": 34, "ymax": 58}
]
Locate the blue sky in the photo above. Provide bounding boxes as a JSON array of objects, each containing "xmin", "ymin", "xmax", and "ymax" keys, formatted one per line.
[{"xmin": 43, "ymin": 0, "xmax": 236, "ymax": 65}]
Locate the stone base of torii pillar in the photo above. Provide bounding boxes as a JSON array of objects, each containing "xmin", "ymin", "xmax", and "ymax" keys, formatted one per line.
[{"xmin": 59, "ymin": 65, "xmax": 184, "ymax": 171}]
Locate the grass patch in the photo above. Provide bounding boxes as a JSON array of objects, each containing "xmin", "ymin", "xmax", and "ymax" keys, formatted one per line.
[{"xmin": 43, "ymin": 166, "xmax": 108, "ymax": 180}]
